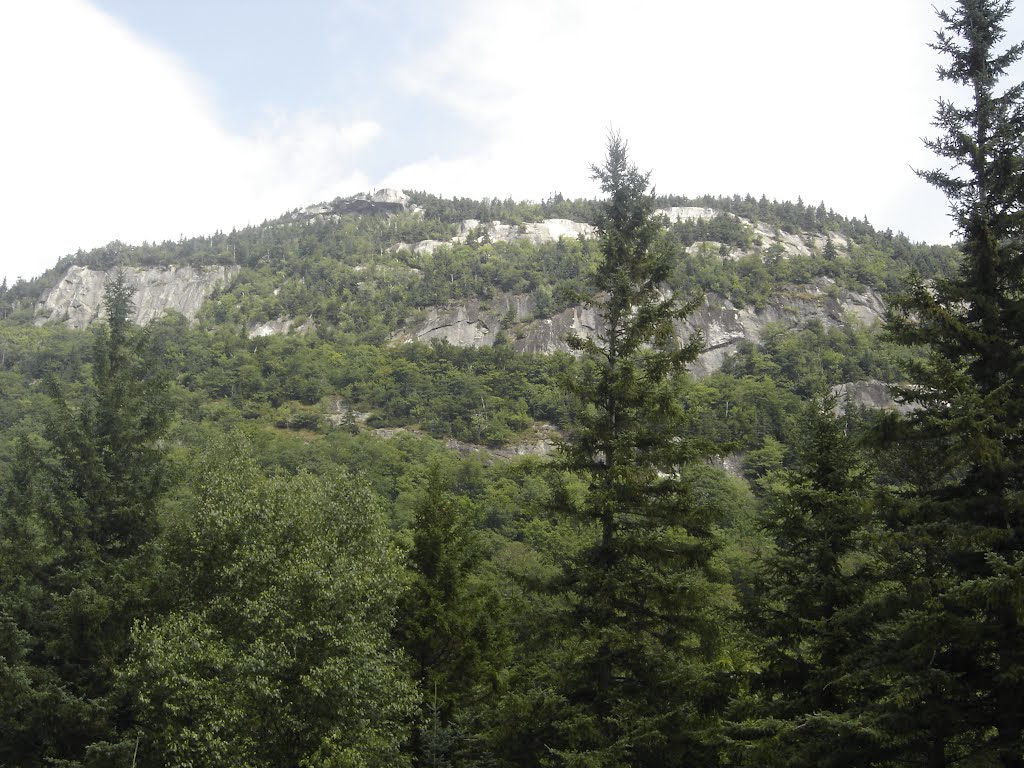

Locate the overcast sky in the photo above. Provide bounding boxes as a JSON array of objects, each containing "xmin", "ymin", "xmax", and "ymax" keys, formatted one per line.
[{"xmin": 2, "ymin": 1, "xmax": 1023, "ymax": 284}]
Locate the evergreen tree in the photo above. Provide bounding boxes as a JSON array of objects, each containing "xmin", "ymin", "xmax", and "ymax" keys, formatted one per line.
[
  {"xmin": 395, "ymin": 466, "xmax": 507, "ymax": 767},
  {"xmin": 879, "ymin": 2, "xmax": 1024, "ymax": 765},
  {"xmin": 823, "ymin": 236, "xmax": 838, "ymax": 261},
  {"xmin": 738, "ymin": 397, "xmax": 879, "ymax": 766},
  {"xmin": 550, "ymin": 133, "xmax": 730, "ymax": 766},
  {"xmin": 0, "ymin": 270, "xmax": 171, "ymax": 765}
]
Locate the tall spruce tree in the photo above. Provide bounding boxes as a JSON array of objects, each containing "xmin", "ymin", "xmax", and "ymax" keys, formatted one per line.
[
  {"xmin": 879, "ymin": 2, "xmax": 1024, "ymax": 765},
  {"xmin": 738, "ymin": 397, "xmax": 879, "ymax": 767},
  {"xmin": 550, "ymin": 134, "xmax": 730, "ymax": 767},
  {"xmin": 0, "ymin": 271, "xmax": 171, "ymax": 765}
]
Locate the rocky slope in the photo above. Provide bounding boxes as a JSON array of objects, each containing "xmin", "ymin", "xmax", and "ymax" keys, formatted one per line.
[
  {"xmin": 32, "ymin": 210, "xmax": 888, "ymax": 382},
  {"xmin": 391, "ymin": 277, "xmax": 886, "ymax": 377},
  {"xmin": 290, "ymin": 188, "xmax": 422, "ymax": 221},
  {"xmin": 34, "ymin": 261, "xmax": 885, "ymax": 379},
  {"xmin": 396, "ymin": 218, "xmax": 598, "ymax": 256},
  {"xmin": 26, "ymin": 194, "xmax": 914, "ymax": 425},
  {"xmin": 830, "ymin": 379, "xmax": 914, "ymax": 415},
  {"xmin": 30, "ymin": 198, "xmax": 884, "ymax": 381},
  {"xmin": 391, "ymin": 205, "xmax": 723, "ymax": 256},
  {"xmin": 35, "ymin": 265, "xmax": 239, "ymax": 329}
]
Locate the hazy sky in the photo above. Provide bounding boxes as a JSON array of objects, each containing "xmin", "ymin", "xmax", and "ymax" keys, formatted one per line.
[{"xmin": 3, "ymin": 1, "xmax": 1023, "ymax": 284}]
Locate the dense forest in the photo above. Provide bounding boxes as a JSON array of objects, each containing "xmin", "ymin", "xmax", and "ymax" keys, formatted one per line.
[{"xmin": 1, "ymin": 2, "xmax": 1023, "ymax": 766}]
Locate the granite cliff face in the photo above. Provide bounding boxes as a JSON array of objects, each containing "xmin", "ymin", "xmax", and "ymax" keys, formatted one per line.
[
  {"xmin": 290, "ymin": 188, "xmax": 422, "ymax": 222},
  {"xmin": 392, "ymin": 206, "xmax": 720, "ymax": 256},
  {"xmin": 35, "ymin": 265, "xmax": 239, "ymax": 329},
  {"xmin": 683, "ymin": 279, "xmax": 886, "ymax": 375},
  {"xmin": 387, "ymin": 204, "xmax": 884, "ymax": 376},
  {"xmin": 392, "ymin": 277, "xmax": 886, "ymax": 377},
  {"xmin": 398, "ymin": 218, "xmax": 598, "ymax": 256}
]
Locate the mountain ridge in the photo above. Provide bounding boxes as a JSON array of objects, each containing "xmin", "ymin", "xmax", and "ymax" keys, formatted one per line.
[{"xmin": 23, "ymin": 188, "xmax": 911, "ymax": 380}]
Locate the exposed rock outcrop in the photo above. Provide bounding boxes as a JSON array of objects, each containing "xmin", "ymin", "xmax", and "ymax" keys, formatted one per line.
[
  {"xmin": 248, "ymin": 316, "xmax": 314, "ymax": 338},
  {"xmin": 288, "ymin": 189, "xmax": 423, "ymax": 225},
  {"xmin": 830, "ymin": 380, "xmax": 915, "ymax": 415},
  {"xmin": 35, "ymin": 265, "xmax": 239, "ymax": 329},
  {"xmin": 394, "ymin": 278, "xmax": 887, "ymax": 377},
  {"xmin": 683, "ymin": 278, "xmax": 887, "ymax": 376},
  {"xmin": 395, "ymin": 294, "xmax": 536, "ymax": 347},
  {"xmin": 395, "ymin": 208, "xmax": 722, "ymax": 254},
  {"xmin": 394, "ymin": 217, "xmax": 597, "ymax": 254},
  {"xmin": 657, "ymin": 206, "xmax": 717, "ymax": 222},
  {"xmin": 368, "ymin": 423, "xmax": 557, "ymax": 461},
  {"xmin": 291, "ymin": 188, "xmax": 423, "ymax": 223},
  {"xmin": 455, "ymin": 218, "xmax": 597, "ymax": 246},
  {"xmin": 334, "ymin": 188, "xmax": 413, "ymax": 215}
]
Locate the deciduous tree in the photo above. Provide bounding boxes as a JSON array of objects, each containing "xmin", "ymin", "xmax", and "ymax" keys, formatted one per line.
[{"xmin": 123, "ymin": 439, "xmax": 417, "ymax": 767}]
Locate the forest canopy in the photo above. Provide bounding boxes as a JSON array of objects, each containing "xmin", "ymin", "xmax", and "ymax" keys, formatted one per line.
[{"xmin": 1, "ymin": 3, "xmax": 1022, "ymax": 766}]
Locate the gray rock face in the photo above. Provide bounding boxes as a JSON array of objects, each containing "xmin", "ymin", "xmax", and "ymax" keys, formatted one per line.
[
  {"xmin": 394, "ymin": 296, "xmax": 593, "ymax": 354},
  {"xmin": 291, "ymin": 188, "xmax": 421, "ymax": 223},
  {"xmin": 515, "ymin": 305, "xmax": 602, "ymax": 355},
  {"xmin": 395, "ymin": 277, "xmax": 887, "ymax": 377},
  {"xmin": 394, "ymin": 294, "xmax": 536, "ymax": 347},
  {"xmin": 455, "ymin": 218, "xmax": 597, "ymax": 246},
  {"xmin": 656, "ymin": 206, "xmax": 717, "ymax": 223},
  {"xmin": 683, "ymin": 278, "xmax": 887, "ymax": 376},
  {"xmin": 394, "ymin": 218, "xmax": 597, "ymax": 254},
  {"xmin": 830, "ymin": 380, "xmax": 915, "ymax": 415},
  {"xmin": 36, "ymin": 264, "xmax": 239, "ymax": 328},
  {"xmin": 249, "ymin": 317, "xmax": 295, "ymax": 338},
  {"xmin": 371, "ymin": 188, "xmax": 409, "ymax": 206},
  {"xmin": 368, "ymin": 422, "xmax": 557, "ymax": 461},
  {"xmin": 248, "ymin": 316, "xmax": 314, "ymax": 338},
  {"xmin": 333, "ymin": 188, "xmax": 412, "ymax": 215}
]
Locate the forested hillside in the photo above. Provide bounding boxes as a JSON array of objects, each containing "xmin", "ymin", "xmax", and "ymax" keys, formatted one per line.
[{"xmin": 1, "ymin": 2, "xmax": 1022, "ymax": 765}]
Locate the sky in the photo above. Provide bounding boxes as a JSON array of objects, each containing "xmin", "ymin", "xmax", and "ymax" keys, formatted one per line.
[{"xmin": 2, "ymin": 1, "xmax": 1023, "ymax": 285}]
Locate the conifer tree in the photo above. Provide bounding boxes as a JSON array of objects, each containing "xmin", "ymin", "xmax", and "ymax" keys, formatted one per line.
[
  {"xmin": 0, "ymin": 270, "xmax": 171, "ymax": 765},
  {"xmin": 739, "ymin": 397, "xmax": 879, "ymax": 766},
  {"xmin": 550, "ymin": 133, "xmax": 730, "ymax": 767},
  {"xmin": 395, "ymin": 466, "xmax": 506, "ymax": 767},
  {"xmin": 879, "ymin": 2, "xmax": 1024, "ymax": 765}
]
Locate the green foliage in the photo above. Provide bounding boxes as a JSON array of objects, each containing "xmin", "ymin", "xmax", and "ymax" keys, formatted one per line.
[
  {"xmin": 0, "ymin": 25, "xmax": 1009, "ymax": 764},
  {"xmin": 873, "ymin": 3, "xmax": 1024, "ymax": 765},
  {"xmin": 736, "ymin": 397, "xmax": 881, "ymax": 766},
  {"xmin": 547, "ymin": 134, "xmax": 732, "ymax": 767},
  {"xmin": 0, "ymin": 272, "xmax": 172, "ymax": 765},
  {"xmin": 124, "ymin": 437, "xmax": 417, "ymax": 767},
  {"xmin": 670, "ymin": 211, "xmax": 753, "ymax": 251},
  {"xmin": 396, "ymin": 466, "xmax": 508, "ymax": 766}
]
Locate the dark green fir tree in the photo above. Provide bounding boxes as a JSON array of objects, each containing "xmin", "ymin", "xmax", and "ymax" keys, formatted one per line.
[
  {"xmin": 395, "ymin": 465, "xmax": 507, "ymax": 767},
  {"xmin": 737, "ymin": 396, "xmax": 879, "ymax": 767},
  {"xmin": 0, "ymin": 270, "xmax": 171, "ymax": 765},
  {"xmin": 877, "ymin": 2, "xmax": 1024, "ymax": 765},
  {"xmin": 549, "ymin": 133, "xmax": 731, "ymax": 767}
]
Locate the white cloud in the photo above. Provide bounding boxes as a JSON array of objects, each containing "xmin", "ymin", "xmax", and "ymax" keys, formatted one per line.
[
  {"xmin": 0, "ymin": 0, "xmax": 377, "ymax": 283},
  {"xmin": 383, "ymin": 0, "xmax": 963, "ymax": 243}
]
